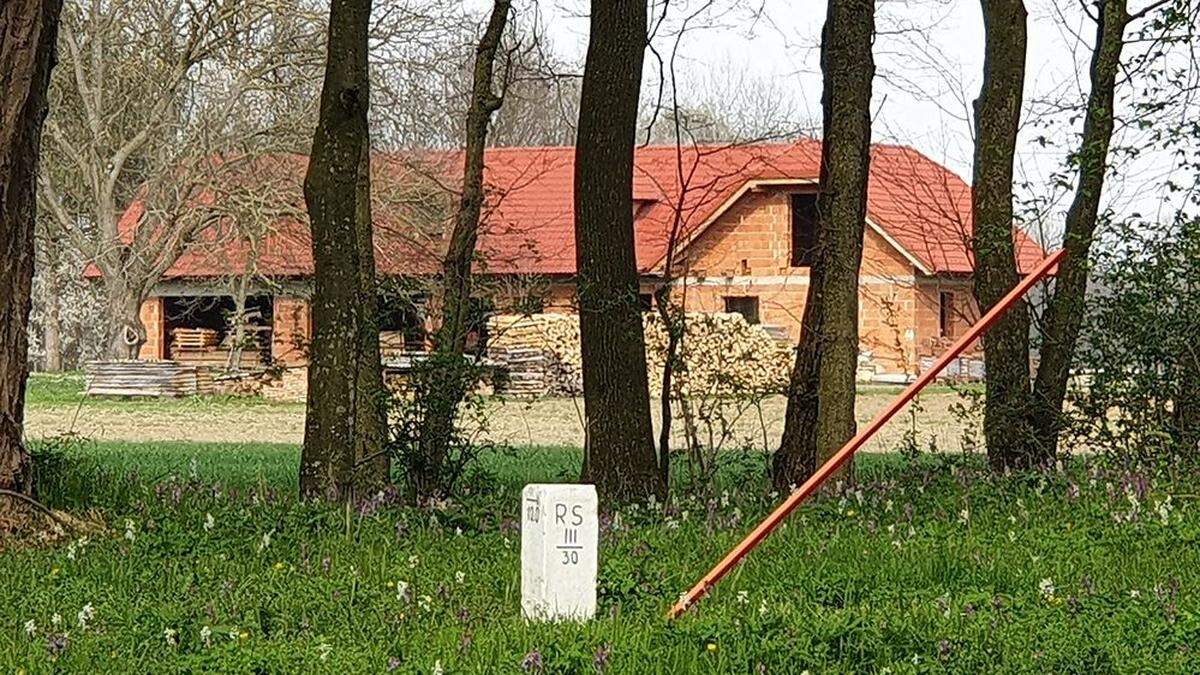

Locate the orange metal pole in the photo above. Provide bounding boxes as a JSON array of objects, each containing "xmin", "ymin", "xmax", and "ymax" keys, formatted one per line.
[{"xmin": 667, "ymin": 249, "xmax": 1066, "ymax": 620}]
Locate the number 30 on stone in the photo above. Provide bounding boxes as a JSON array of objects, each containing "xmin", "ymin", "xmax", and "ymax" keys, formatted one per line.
[{"xmin": 521, "ymin": 484, "xmax": 598, "ymax": 621}]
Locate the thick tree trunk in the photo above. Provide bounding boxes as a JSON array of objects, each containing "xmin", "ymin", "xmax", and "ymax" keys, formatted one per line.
[
  {"xmin": 773, "ymin": 0, "xmax": 875, "ymax": 489},
  {"xmin": 0, "ymin": 0, "xmax": 62, "ymax": 498},
  {"xmin": 301, "ymin": 0, "xmax": 388, "ymax": 502},
  {"xmin": 414, "ymin": 0, "xmax": 511, "ymax": 500},
  {"xmin": 972, "ymin": 0, "xmax": 1040, "ymax": 471},
  {"xmin": 1029, "ymin": 0, "xmax": 1128, "ymax": 455},
  {"xmin": 103, "ymin": 282, "xmax": 146, "ymax": 360},
  {"xmin": 574, "ymin": 0, "xmax": 664, "ymax": 501}
]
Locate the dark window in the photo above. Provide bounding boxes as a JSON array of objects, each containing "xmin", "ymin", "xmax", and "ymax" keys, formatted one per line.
[
  {"xmin": 379, "ymin": 294, "xmax": 427, "ymax": 351},
  {"xmin": 724, "ymin": 296, "xmax": 760, "ymax": 324},
  {"xmin": 638, "ymin": 293, "xmax": 654, "ymax": 312},
  {"xmin": 790, "ymin": 193, "xmax": 819, "ymax": 267},
  {"xmin": 939, "ymin": 291, "xmax": 954, "ymax": 338}
]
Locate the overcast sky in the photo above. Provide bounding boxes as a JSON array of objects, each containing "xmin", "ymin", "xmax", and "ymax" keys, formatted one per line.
[{"xmin": 532, "ymin": 0, "xmax": 1190, "ymax": 238}]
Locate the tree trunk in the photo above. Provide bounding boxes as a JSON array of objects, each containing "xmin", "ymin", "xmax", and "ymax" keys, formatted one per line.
[
  {"xmin": 0, "ymin": 0, "xmax": 62, "ymax": 499},
  {"xmin": 1175, "ymin": 342, "xmax": 1200, "ymax": 458},
  {"xmin": 42, "ymin": 278, "xmax": 63, "ymax": 372},
  {"xmin": 971, "ymin": 0, "xmax": 1040, "ymax": 471},
  {"xmin": 1029, "ymin": 0, "xmax": 1128, "ymax": 455},
  {"xmin": 102, "ymin": 282, "xmax": 146, "ymax": 360},
  {"xmin": 574, "ymin": 0, "xmax": 664, "ymax": 501},
  {"xmin": 773, "ymin": 0, "xmax": 875, "ymax": 490},
  {"xmin": 301, "ymin": 0, "xmax": 388, "ymax": 502},
  {"xmin": 414, "ymin": 0, "xmax": 511, "ymax": 500}
]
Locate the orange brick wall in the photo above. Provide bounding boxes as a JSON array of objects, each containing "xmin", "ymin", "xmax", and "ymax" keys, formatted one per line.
[
  {"xmin": 272, "ymin": 296, "xmax": 311, "ymax": 365},
  {"xmin": 138, "ymin": 298, "xmax": 165, "ymax": 360},
  {"xmin": 914, "ymin": 277, "xmax": 981, "ymax": 358},
  {"xmin": 671, "ymin": 190, "xmax": 924, "ymax": 375}
]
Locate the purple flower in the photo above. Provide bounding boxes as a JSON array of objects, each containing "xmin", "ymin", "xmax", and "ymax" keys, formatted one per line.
[
  {"xmin": 594, "ymin": 643, "xmax": 611, "ymax": 672},
  {"xmin": 521, "ymin": 649, "xmax": 543, "ymax": 672},
  {"xmin": 45, "ymin": 633, "xmax": 69, "ymax": 659}
]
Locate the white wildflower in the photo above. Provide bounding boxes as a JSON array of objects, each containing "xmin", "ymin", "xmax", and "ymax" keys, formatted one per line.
[
  {"xmin": 1156, "ymin": 497, "xmax": 1173, "ymax": 525},
  {"xmin": 958, "ymin": 508, "xmax": 970, "ymax": 525},
  {"xmin": 1129, "ymin": 589, "xmax": 1141, "ymax": 599},
  {"xmin": 77, "ymin": 602, "xmax": 95, "ymax": 630},
  {"xmin": 1038, "ymin": 578, "xmax": 1056, "ymax": 600},
  {"xmin": 67, "ymin": 541, "xmax": 78, "ymax": 560},
  {"xmin": 124, "ymin": 519, "xmax": 136, "ymax": 542},
  {"xmin": 455, "ymin": 527, "xmax": 463, "ymax": 536},
  {"xmin": 164, "ymin": 628, "xmax": 178, "ymax": 646},
  {"xmin": 1008, "ymin": 531, "xmax": 1017, "ymax": 542},
  {"xmin": 665, "ymin": 518, "xmax": 679, "ymax": 530},
  {"xmin": 24, "ymin": 619, "xmax": 36, "ymax": 637},
  {"xmin": 455, "ymin": 571, "xmax": 465, "ymax": 585},
  {"xmin": 258, "ymin": 529, "xmax": 273, "ymax": 553},
  {"xmin": 418, "ymin": 595, "xmax": 432, "ymax": 612},
  {"xmin": 432, "ymin": 659, "xmax": 444, "ymax": 675},
  {"xmin": 396, "ymin": 580, "xmax": 410, "ymax": 601},
  {"xmin": 204, "ymin": 513, "xmax": 215, "ymax": 532},
  {"xmin": 51, "ymin": 613, "xmax": 62, "ymax": 627},
  {"xmin": 317, "ymin": 642, "xmax": 332, "ymax": 661},
  {"xmin": 736, "ymin": 591, "xmax": 749, "ymax": 605},
  {"xmin": 408, "ymin": 554, "xmax": 420, "ymax": 568},
  {"xmin": 200, "ymin": 625, "xmax": 212, "ymax": 646},
  {"xmin": 720, "ymin": 491, "xmax": 730, "ymax": 508},
  {"xmin": 758, "ymin": 599, "xmax": 769, "ymax": 616}
]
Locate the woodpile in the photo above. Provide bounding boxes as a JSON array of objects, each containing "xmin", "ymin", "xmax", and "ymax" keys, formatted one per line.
[
  {"xmin": 84, "ymin": 360, "xmax": 213, "ymax": 397},
  {"xmin": 262, "ymin": 367, "xmax": 307, "ymax": 402},
  {"xmin": 168, "ymin": 327, "xmax": 267, "ymax": 369},
  {"xmin": 488, "ymin": 315, "xmax": 582, "ymax": 397},
  {"xmin": 486, "ymin": 312, "xmax": 794, "ymax": 398}
]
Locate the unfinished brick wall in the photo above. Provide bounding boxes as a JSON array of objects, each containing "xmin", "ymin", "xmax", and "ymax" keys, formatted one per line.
[
  {"xmin": 271, "ymin": 296, "xmax": 311, "ymax": 365},
  {"xmin": 672, "ymin": 190, "xmax": 924, "ymax": 376},
  {"xmin": 138, "ymin": 297, "xmax": 165, "ymax": 360}
]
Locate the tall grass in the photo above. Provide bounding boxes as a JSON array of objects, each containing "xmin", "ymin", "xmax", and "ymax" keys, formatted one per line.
[{"xmin": 3, "ymin": 438, "xmax": 1198, "ymax": 672}]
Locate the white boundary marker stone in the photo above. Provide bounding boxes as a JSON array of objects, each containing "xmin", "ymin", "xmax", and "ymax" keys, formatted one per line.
[{"xmin": 521, "ymin": 483, "xmax": 598, "ymax": 622}]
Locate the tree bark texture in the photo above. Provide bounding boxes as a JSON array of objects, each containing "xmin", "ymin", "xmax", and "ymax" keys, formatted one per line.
[
  {"xmin": 414, "ymin": 0, "xmax": 511, "ymax": 499},
  {"xmin": 972, "ymin": 0, "xmax": 1040, "ymax": 471},
  {"xmin": 1029, "ymin": 0, "xmax": 1128, "ymax": 455},
  {"xmin": 574, "ymin": 0, "xmax": 665, "ymax": 501},
  {"xmin": 0, "ymin": 0, "xmax": 62, "ymax": 497},
  {"xmin": 301, "ymin": 0, "xmax": 388, "ymax": 501},
  {"xmin": 1, "ymin": 0, "xmax": 62, "ymax": 494},
  {"xmin": 774, "ymin": 0, "xmax": 875, "ymax": 489}
]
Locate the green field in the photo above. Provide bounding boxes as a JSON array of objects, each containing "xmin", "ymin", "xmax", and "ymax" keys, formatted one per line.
[{"xmin": 3, "ymin": 431, "xmax": 1198, "ymax": 673}]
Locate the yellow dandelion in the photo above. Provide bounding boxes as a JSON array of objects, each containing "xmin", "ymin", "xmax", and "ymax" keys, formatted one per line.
[
  {"xmin": 706, "ymin": 642, "xmax": 718, "ymax": 653},
  {"xmin": 239, "ymin": 631, "xmax": 249, "ymax": 641},
  {"xmin": 273, "ymin": 561, "xmax": 285, "ymax": 571}
]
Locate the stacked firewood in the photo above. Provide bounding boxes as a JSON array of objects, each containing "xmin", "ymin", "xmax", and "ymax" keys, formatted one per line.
[
  {"xmin": 486, "ymin": 313, "xmax": 793, "ymax": 398},
  {"xmin": 642, "ymin": 312, "xmax": 792, "ymax": 397},
  {"xmin": 487, "ymin": 315, "xmax": 583, "ymax": 397}
]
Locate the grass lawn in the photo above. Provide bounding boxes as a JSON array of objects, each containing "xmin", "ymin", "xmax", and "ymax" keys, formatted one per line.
[
  {"xmin": 2, "ymin": 435, "xmax": 1198, "ymax": 673},
  {"xmin": 22, "ymin": 373, "xmax": 984, "ymax": 455}
]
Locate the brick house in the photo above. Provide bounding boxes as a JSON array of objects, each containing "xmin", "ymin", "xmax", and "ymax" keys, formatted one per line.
[{"xmin": 116, "ymin": 141, "xmax": 1046, "ymax": 380}]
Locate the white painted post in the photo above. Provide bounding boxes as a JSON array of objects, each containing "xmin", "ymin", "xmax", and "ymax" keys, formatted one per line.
[{"xmin": 521, "ymin": 483, "xmax": 598, "ymax": 622}]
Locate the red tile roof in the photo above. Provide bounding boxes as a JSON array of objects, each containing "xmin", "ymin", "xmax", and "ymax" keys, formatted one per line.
[{"xmin": 96, "ymin": 142, "xmax": 1047, "ymax": 281}]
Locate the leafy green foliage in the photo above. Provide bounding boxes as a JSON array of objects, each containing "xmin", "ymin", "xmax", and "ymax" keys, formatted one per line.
[
  {"xmin": 3, "ymin": 440, "xmax": 1199, "ymax": 671},
  {"xmin": 1071, "ymin": 216, "xmax": 1200, "ymax": 465}
]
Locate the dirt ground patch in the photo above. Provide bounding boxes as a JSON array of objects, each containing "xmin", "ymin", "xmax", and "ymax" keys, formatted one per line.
[{"xmin": 25, "ymin": 387, "xmax": 980, "ymax": 454}]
